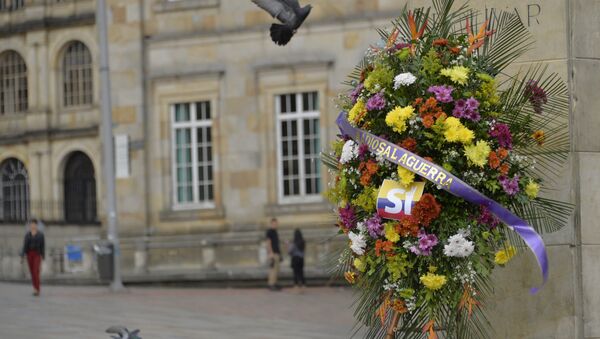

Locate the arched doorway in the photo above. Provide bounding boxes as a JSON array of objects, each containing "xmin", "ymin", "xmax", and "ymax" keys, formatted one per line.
[
  {"xmin": 0, "ymin": 158, "xmax": 29, "ymax": 222},
  {"xmin": 64, "ymin": 151, "xmax": 97, "ymax": 224}
]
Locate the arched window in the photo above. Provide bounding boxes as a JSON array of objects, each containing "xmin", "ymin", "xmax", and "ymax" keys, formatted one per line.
[
  {"xmin": 64, "ymin": 152, "xmax": 97, "ymax": 224},
  {"xmin": 0, "ymin": 50, "xmax": 28, "ymax": 115},
  {"xmin": 62, "ymin": 41, "xmax": 93, "ymax": 107},
  {"xmin": 0, "ymin": 158, "xmax": 29, "ymax": 222}
]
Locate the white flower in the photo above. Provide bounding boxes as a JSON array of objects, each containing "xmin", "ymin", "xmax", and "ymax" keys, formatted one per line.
[
  {"xmin": 340, "ymin": 140, "xmax": 358, "ymax": 164},
  {"xmin": 443, "ymin": 233, "xmax": 475, "ymax": 258},
  {"xmin": 348, "ymin": 232, "xmax": 367, "ymax": 255},
  {"xmin": 356, "ymin": 221, "xmax": 367, "ymax": 234},
  {"xmin": 393, "ymin": 72, "xmax": 417, "ymax": 89}
]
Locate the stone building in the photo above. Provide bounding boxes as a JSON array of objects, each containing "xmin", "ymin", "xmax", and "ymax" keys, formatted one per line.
[{"xmin": 0, "ymin": 0, "xmax": 598, "ymax": 337}]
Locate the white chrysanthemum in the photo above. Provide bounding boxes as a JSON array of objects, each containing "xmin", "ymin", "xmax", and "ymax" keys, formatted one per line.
[
  {"xmin": 340, "ymin": 140, "xmax": 358, "ymax": 164},
  {"xmin": 443, "ymin": 233, "xmax": 475, "ymax": 258},
  {"xmin": 349, "ymin": 232, "xmax": 367, "ymax": 255},
  {"xmin": 356, "ymin": 221, "xmax": 367, "ymax": 234},
  {"xmin": 393, "ymin": 72, "xmax": 417, "ymax": 89}
]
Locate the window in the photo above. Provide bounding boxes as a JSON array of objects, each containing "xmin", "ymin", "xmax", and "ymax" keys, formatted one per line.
[
  {"xmin": 64, "ymin": 152, "xmax": 97, "ymax": 224},
  {"xmin": 0, "ymin": 0, "xmax": 25, "ymax": 12},
  {"xmin": 62, "ymin": 41, "xmax": 93, "ymax": 107},
  {"xmin": 276, "ymin": 91, "xmax": 321, "ymax": 203},
  {"xmin": 171, "ymin": 101, "xmax": 214, "ymax": 208},
  {"xmin": 0, "ymin": 158, "xmax": 29, "ymax": 223},
  {"xmin": 0, "ymin": 50, "xmax": 27, "ymax": 115}
]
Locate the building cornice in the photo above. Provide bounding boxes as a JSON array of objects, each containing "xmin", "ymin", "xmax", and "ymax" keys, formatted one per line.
[
  {"xmin": 0, "ymin": 12, "xmax": 95, "ymax": 38},
  {"xmin": 0, "ymin": 125, "xmax": 99, "ymax": 145}
]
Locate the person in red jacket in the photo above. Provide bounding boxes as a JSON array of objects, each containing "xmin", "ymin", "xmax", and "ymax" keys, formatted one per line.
[{"xmin": 21, "ymin": 219, "xmax": 45, "ymax": 296}]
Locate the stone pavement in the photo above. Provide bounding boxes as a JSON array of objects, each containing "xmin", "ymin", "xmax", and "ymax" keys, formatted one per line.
[{"xmin": 0, "ymin": 282, "xmax": 363, "ymax": 339}]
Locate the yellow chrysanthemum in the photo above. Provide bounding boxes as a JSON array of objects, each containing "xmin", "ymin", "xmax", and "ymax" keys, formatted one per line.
[
  {"xmin": 525, "ymin": 180, "xmax": 540, "ymax": 199},
  {"xmin": 440, "ymin": 66, "xmax": 470, "ymax": 85},
  {"xmin": 384, "ymin": 223, "xmax": 400, "ymax": 243},
  {"xmin": 397, "ymin": 166, "xmax": 416, "ymax": 186},
  {"xmin": 464, "ymin": 140, "xmax": 492, "ymax": 167},
  {"xmin": 385, "ymin": 105, "xmax": 415, "ymax": 133},
  {"xmin": 354, "ymin": 257, "xmax": 366, "ymax": 272},
  {"xmin": 420, "ymin": 273, "xmax": 447, "ymax": 291},
  {"xmin": 348, "ymin": 100, "xmax": 367, "ymax": 126},
  {"xmin": 443, "ymin": 117, "xmax": 474, "ymax": 144},
  {"xmin": 344, "ymin": 271, "xmax": 356, "ymax": 284},
  {"xmin": 494, "ymin": 246, "xmax": 517, "ymax": 265}
]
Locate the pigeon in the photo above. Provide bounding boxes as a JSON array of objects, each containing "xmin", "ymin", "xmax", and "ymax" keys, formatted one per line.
[
  {"xmin": 251, "ymin": 0, "xmax": 312, "ymax": 46},
  {"xmin": 106, "ymin": 325, "xmax": 142, "ymax": 339}
]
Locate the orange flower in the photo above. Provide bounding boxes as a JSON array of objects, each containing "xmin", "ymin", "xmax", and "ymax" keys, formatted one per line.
[
  {"xmin": 449, "ymin": 46, "xmax": 461, "ymax": 55},
  {"xmin": 412, "ymin": 193, "xmax": 442, "ymax": 227},
  {"xmin": 375, "ymin": 239, "xmax": 394, "ymax": 257},
  {"xmin": 434, "ymin": 111, "xmax": 447, "ymax": 120},
  {"xmin": 399, "ymin": 137, "xmax": 417, "ymax": 152},
  {"xmin": 488, "ymin": 151, "xmax": 500, "ymax": 169},
  {"xmin": 466, "ymin": 18, "xmax": 495, "ymax": 55},
  {"xmin": 391, "ymin": 299, "xmax": 408, "ymax": 314},
  {"xmin": 422, "ymin": 114, "xmax": 435, "ymax": 128},
  {"xmin": 497, "ymin": 147, "xmax": 509, "ymax": 160},
  {"xmin": 344, "ymin": 271, "xmax": 356, "ymax": 284},
  {"xmin": 396, "ymin": 215, "xmax": 420, "ymax": 237},
  {"xmin": 532, "ymin": 130, "xmax": 545, "ymax": 146},
  {"xmin": 458, "ymin": 284, "xmax": 481, "ymax": 318},
  {"xmin": 359, "ymin": 160, "xmax": 379, "ymax": 186},
  {"xmin": 499, "ymin": 163, "xmax": 510, "ymax": 175},
  {"xmin": 432, "ymin": 38, "xmax": 449, "ymax": 47},
  {"xmin": 423, "ymin": 319, "xmax": 438, "ymax": 339},
  {"xmin": 408, "ymin": 11, "xmax": 427, "ymax": 41},
  {"xmin": 424, "ymin": 156, "xmax": 433, "ymax": 162}
]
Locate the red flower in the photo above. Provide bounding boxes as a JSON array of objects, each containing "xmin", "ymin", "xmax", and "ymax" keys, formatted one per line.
[
  {"xmin": 412, "ymin": 193, "xmax": 442, "ymax": 227},
  {"xmin": 359, "ymin": 160, "xmax": 379, "ymax": 186},
  {"xmin": 488, "ymin": 151, "xmax": 500, "ymax": 169}
]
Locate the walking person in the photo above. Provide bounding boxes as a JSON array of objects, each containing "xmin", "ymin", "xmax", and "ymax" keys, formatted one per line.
[
  {"xmin": 288, "ymin": 229, "xmax": 306, "ymax": 292},
  {"xmin": 266, "ymin": 218, "xmax": 282, "ymax": 291},
  {"xmin": 21, "ymin": 218, "xmax": 45, "ymax": 296}
]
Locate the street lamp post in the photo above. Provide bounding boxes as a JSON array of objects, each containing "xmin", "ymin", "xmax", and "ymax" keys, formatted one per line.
[{"xmin": 96, "ymin": 0, "xmax": 124, "ymax": 291}]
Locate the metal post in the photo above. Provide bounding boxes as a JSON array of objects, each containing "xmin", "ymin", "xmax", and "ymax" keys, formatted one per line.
[{"xmin": 96, "ymin": 0, "xmax": 124, "ymax": 291}]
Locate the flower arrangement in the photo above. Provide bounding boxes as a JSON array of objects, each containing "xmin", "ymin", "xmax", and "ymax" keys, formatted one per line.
[{"xmin": 322, "ymin": 1, "xmax": 572, "ymax": 338}]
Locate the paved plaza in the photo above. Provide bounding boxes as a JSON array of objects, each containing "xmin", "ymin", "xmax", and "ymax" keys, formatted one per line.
[{"xmin": 0, "ymin": 282, "xmax": 361, "ymax": 339}]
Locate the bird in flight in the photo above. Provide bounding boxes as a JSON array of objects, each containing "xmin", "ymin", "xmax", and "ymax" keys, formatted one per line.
[
  {"xmin": 251, "ymin": 0, "xmax": 312, "ymax": 46},
  {"xmin": 106, "ymin": 325, "xmax": 142, "ymax": 339}
]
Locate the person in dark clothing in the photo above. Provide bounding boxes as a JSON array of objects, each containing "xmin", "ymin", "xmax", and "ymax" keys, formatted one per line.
[
  {"xmin": 21, "ymin": 218, "xmax": 45, "ymax": 296},
  {"xmin": 288, "ymin": 229, "xmax": 306, "ymax": 292},
  {"xmin": 266, "ymin": 218, "xmax": 282, "ymax": 291}
]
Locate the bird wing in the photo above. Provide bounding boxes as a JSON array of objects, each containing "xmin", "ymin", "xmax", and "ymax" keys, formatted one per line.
[{"xmin": 251, "ymin": 0, "xmax": 296, "ymax": 24}]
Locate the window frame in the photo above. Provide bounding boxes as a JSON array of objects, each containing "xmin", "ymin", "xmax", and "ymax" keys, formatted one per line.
[
  {"xmin": 0, "ymin": 50, "xmax": 28, "ymax": 116},
  {"xmin": 275, "ymin": 91, "xmax": 322, "ymax": 204},
  {"xmin": 0, "ymin": 158, "xmax": 30, "ymax": 223},
  {"xmin": 170, "ymin": 100, "xmax": 216, "ymax": 211},
  {"xmin": 61, "ymin": 41, "xmax": 93, "ymax": 108}
]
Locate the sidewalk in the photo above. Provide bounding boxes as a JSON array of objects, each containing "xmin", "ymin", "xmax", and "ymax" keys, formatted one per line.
[{"xmin": 0, "ymin": 282, "xmax": 361, "ymax": 339}]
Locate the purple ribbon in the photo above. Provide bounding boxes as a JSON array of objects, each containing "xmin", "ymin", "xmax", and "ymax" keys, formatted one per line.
[{"xmin": 337, "ymin": 112, "xmax": 547, "ymax": 293}]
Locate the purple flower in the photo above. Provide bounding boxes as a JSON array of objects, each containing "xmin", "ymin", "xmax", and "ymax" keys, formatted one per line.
[
  {"xmin": 366, "ymin": 214, "xmax": 384, "ymax": 238},
  {"xmin": 366, "ymin": 92, "xmax": 386, "ymax": 111},
  {"xmin": 427, "ymin": 85, "xmax": 454, "ymax": 103},
  {"xmin": 358, "ymin": 143, "xmax": 370, "ymax": 159},
  {"xmin": 477, "ymin": 205, "xmax": 500, "ymax": 229},
  {"xmin": 489, "ymin": 123, "xmax": 513, "ymax": 149},
  {"xmin": 525, "ymin": 80, "xmax": 548, "ymax": 114},
  {"xmin": 499, "ymin": 175, "xmax": 520, "ymax": 196},
  {"xmin": 350, "ymin": 83, "xmax": 364, "ymax": 104},
  {"xmin": 339, "ymin": 205, "xmax": 356, "ymax": 230},
  {"xmin": 452, "ymin": 97, "xmax": 481, "ymax": 121},
  {"xmin": 409, "ymin": 230, "xmax": 438, "ymax": 256}
]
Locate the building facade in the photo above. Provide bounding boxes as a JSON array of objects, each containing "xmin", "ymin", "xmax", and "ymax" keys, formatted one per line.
[{"xmin": 0, "ymin": 0, "xmax": 599, "ymax": 337}]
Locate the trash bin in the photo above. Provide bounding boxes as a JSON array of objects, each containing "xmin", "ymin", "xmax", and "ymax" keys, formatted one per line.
[{"xmin": 94, "ymin": 242, "xmax": 114, "ymax": 281}]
